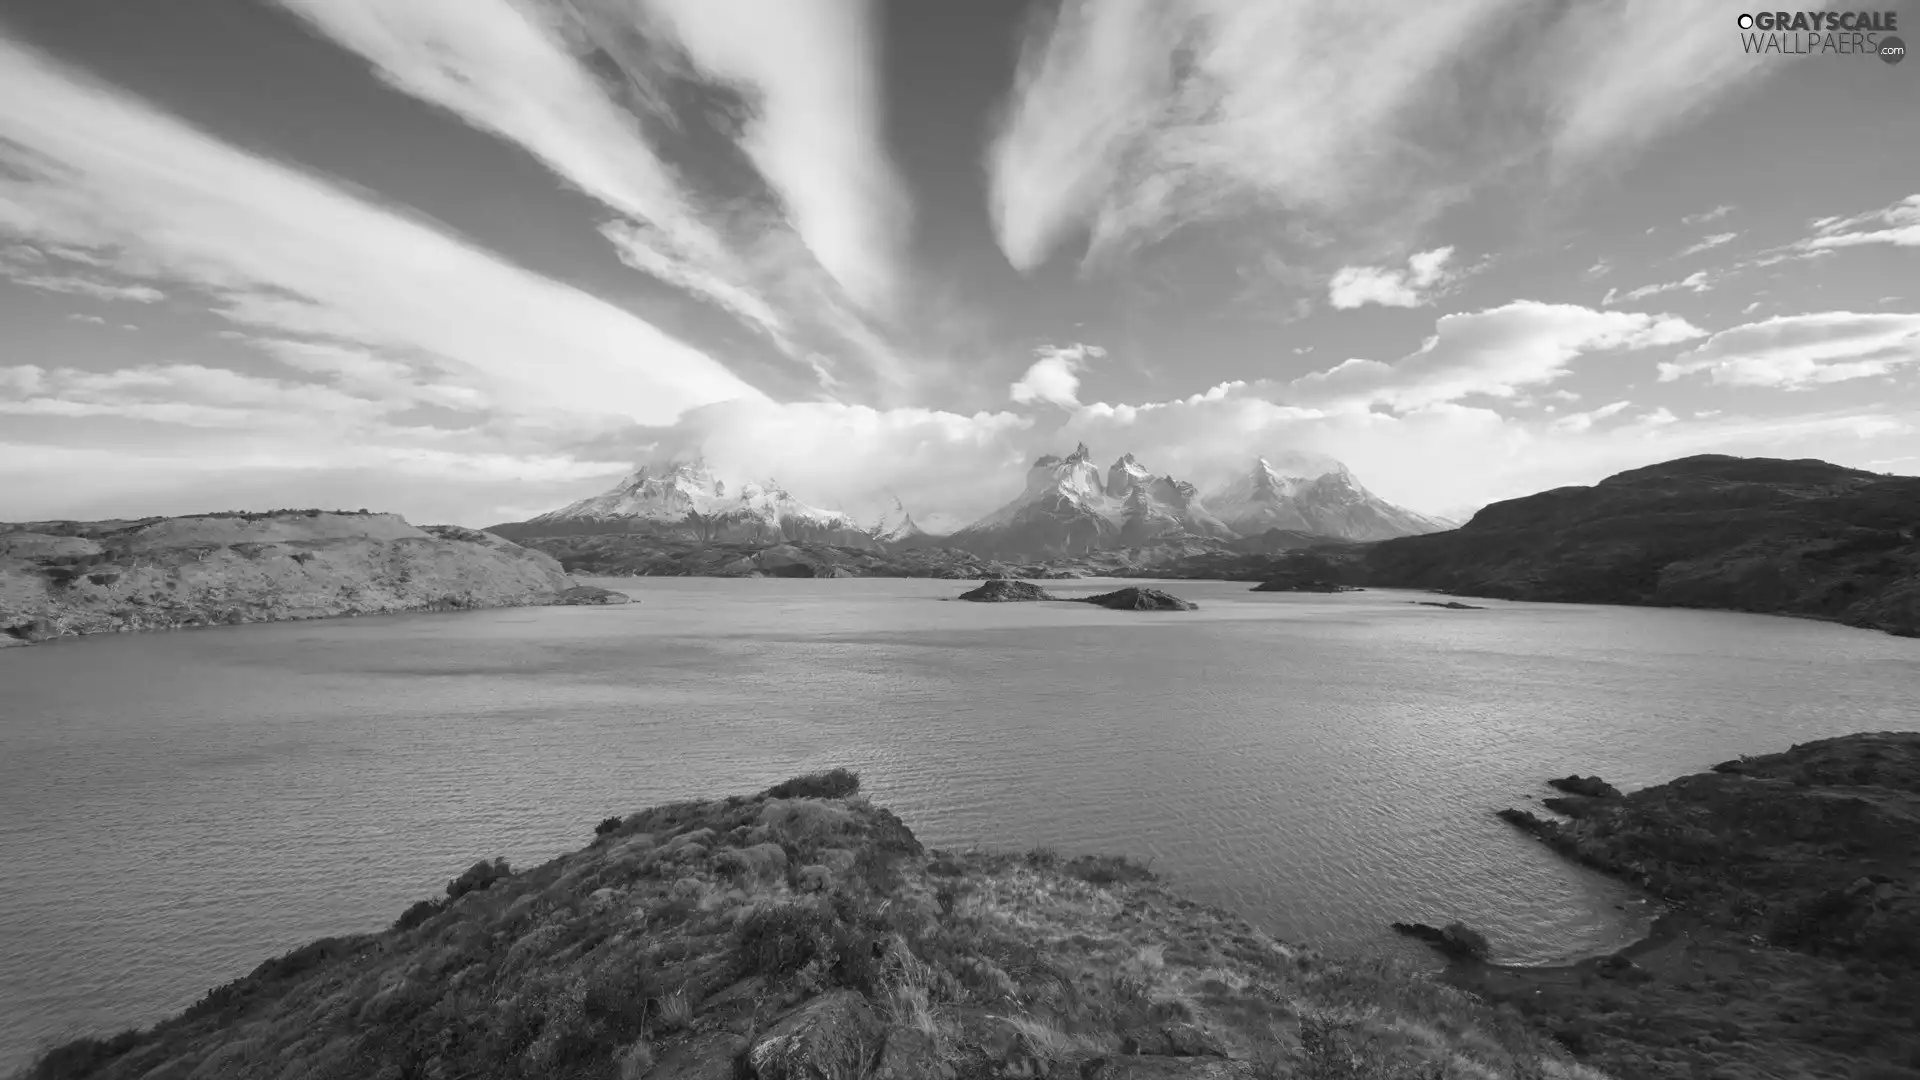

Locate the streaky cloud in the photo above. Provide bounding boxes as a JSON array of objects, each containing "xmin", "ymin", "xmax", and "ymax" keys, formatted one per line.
[
  {"xmin": 988, "ymin": 0, "xmax": 1817, "ymax": 274},
  {"xmin": 0, "ymin": 30, "xmax": 764, "ymax": 425}
]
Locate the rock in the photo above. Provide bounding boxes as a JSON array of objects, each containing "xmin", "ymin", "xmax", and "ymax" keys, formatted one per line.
[
  {"xmin": 556, "ymin": 584, "xmax": 632, "ymax": 605},
  {"xmin": 1121, "ymin": 1024, "xmax": 1228, "ymax": 1058},
  {"xmin": 746, "ymin": 990, "xmax": 884, "ymax": 1080},
  {"xmin": 958, "ymin": 579, "xmax": 1058, "ymax": 602},
  {"xmin": 1248, "ymin": 579, "xmax": 1361, "ymax": 592},
  {"xmin": 4, "ymin": 616, "xmax": 59, "ymax": 643},
  {"xmin": 1412, "ymin": 600, "xmax": 1484, "ymax": 609},
  {"xmin": 871, "ymin": 1026, "xmax": 942, "ymax": 1080},
  {"xmin": 1547, "ymin": 775, "xmax": 1622, "ymax": 799},
  {"xmin": 1391, "ymin": 921, "xmax": 1491, "ymax": 961},
  {"xmin": 1080, "ymin": 587, "xmax": 1197, "ymax": 611}
]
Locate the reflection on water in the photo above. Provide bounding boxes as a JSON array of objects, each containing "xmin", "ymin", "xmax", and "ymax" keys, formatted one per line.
[{"xmin": 2, "ymin": 578, "xmax": 1914, "ymax": 1067}]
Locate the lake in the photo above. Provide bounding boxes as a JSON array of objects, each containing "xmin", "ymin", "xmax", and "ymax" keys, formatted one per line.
[{"xmin": 3, "ymin": 577, "xmax": 1916, "ymax": 1070}]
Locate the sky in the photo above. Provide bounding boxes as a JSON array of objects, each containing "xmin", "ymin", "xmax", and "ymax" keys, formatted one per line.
[{"xmin": 1, "ymin": 0, "xmax": 1917, "ymax": 531}]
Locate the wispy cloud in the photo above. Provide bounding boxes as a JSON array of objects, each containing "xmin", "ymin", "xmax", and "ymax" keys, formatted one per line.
[
  {"xmin": 987, "ymin": 0, "xmax": 1807, "ymax": 273},
  {"xmin": 1677, "ymin": 231, "xmax": 1738, "ymax": 258},
  {"xmin": 1659, "ymin": 312, "xmax": 1920, "ymax": 388},
  {"xmin": 640, "ymin": 0, "xmax": 912, "ymax": 313},
  {"xmin": 270, "ymin": 0, "xmax": 783, "ymax": 334},
  {"xmin": 1798, "ymin": 193, "xmax": 1920, "ymax": 250},
  {"xmin": 1553, "ymin": 398, "xmax": 1632, "ymax": 431},
  {"xmin": 276, "ymin": 0, "xmax": 918, "ymax": 397},
  {"xmin": 1602, "ymin": 270, "xmax": 1715, "ymax": 305},
  {"xmin": 1681, "ymin": 204, "xmax": 1734, "ymax": 225},
  {"xmin": 4, "ymin": 271, "xmax": 165, "ymax": 303},
  {"xmin": 1010, "ymin": 342, "xmax": 1107, "ymax": 409},
  {"xmin": 1327, "ymin": 246, "xmax": 1456, "ymax": 310},
  {"xmin": 0, "ymin": 31, "xmax": 761, "ymax": 425},
  {"xmin": 0, "ymin": 362, "xmax": 397, "ymax": 429}
]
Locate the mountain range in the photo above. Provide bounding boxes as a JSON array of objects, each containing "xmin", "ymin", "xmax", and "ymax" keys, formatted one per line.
[{"xmin": 489, "ymin": 445, "xmax": 1452, "ymax": 559}]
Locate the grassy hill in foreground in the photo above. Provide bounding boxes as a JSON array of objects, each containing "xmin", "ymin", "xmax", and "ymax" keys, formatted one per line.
[{"xmin": 23, "ymin": 770, "xmax": 1594, "ymax": 1080}]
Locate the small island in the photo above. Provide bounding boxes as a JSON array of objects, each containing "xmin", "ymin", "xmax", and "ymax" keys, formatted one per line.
[
  {"xmin": 1248, "ymin": 579, "xmax": 1362, "ymax": 593},
  {"xmin": 953, "ymin": 582, "xmax": 1197, "ymax": 610},
  {"xmin": 956, "ymin": 579, "xmax": 1057, "ymax": 602},
  {"xmin": 1079, "ymin": 586, "xmax": 1197, "ymax": 611}
]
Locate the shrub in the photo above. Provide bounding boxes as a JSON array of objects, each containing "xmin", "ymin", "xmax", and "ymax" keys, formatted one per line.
[
  {"xmin": 734, "ymin": 903, "xmax": 831, "ymax": 977},
  {"xmin": 392, "ymin": 898, "xmax": 446, "ymax": 932},
  {"xmin": 1064, "ymin": 854, "xmax": 1156, "ymax": 886},
  {"xmin": 26, "ymin": 1029, "xmax": 144, "ymax": 1080},
  {"xmin": 596, "ymin": 815, "xmax": 625, "ymax": 837},
  {"xmin": 766, "ymin": 768, "xmax": 861, "ymax": 800},
  {"xmin": 447, "ymin": 857, "xmax": 511, "ymax": 901}
]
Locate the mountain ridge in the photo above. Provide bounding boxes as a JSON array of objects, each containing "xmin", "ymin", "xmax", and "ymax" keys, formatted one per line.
[{"xmin": 1265, "ymin": 454, "xmax": 1920, "ymax": 637}]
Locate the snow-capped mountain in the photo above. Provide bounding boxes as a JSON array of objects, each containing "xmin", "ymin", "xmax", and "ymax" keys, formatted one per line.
[
  {"xmin": 868, "ymin": 494, "xmax": 929, "ymax": 547},
  {"xmin": 1204, "ymin": 457, "xmax": 1455, "ymax": 541},
  {"xmin": 945, "ymin": 445, "xmax": 1235, "ymax": 558},
  {"xmin": 500, "ymin": 459, "xmax": 882, "ymax": 548}
]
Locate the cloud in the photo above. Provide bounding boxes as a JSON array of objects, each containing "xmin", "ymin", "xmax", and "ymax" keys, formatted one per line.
[
  {"xmin": 1658, "ymin": 312, "xmax": 1920, "ymax": 388},
  {"xmin": 1050, "ymin": 379, "xmax": 1912, "ymax": 517},
  {"xmin": 1681, "ymin": 204, "xmax": 1734, "ymax": 225},
  {"xmin": 1602, "ymin": 270, "xmax": 1715, "ymax": 305},
  {"xmin": 1677, "ymin": 231, "xmax": 1738, "ymax": 258},
  {"xmin": 1553, "ymin": 399, "xmax": 1632, "ymax": 431},
  {"xmin": 269, "ymin": 0, "xmax": 785, "ymax": 333},
  {"xmin": 1327, "ymin": 246, "xmax": 1455, "ymax": 310},
  {"xmin": 986, "ymin": 0, "xmax": 1805, "ymax": 272},
  {"xmin": 1284, "ymin": 300, "xmax": 1704, "ymax": 411},
  {"xmin": 0, "ymin": 32, "xmax": 762, "ymax": 425},
  {"xmin": 275, "ymin": 0, "xmax": 925, "ymax": 398},
  {"xmin": 640, "ymin": 0, "xmax": 912, "ymax": 313},
  {"xmin": 0, "ymin": 362, "xmax": 397, "ymax": 429},
  {"xmin": 5, "ymin": 272, "xmax": 165, "ymax": 303},
  {"xmin": 66, "ymin": 313, "xmax": 108, "ymax": 325},
  {"xmin": 1010, "ymin": 343, "xmax": 1107, "ymax": 409},
  {"xmin": 1797, "ymin": 193, "xmax": 1920, "ymax": 250}
]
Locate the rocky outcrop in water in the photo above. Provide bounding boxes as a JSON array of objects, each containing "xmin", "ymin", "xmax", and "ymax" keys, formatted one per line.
[
  {"xmin": 957, "ymin": 580, "xmax": 1058, "ymax": 602},
  {"xmin": 0, "ymin": 511, "xmax": 589, "ymax": 645},
  {"xmin": 556, "ymin": 584, "xmax": 632, "ymax": 605},
  {"xmin": 1547, "ymin": 775, "xmax": 1622, "ymax": 799},
  {"xmin": 1080, "ymin": 587, "xmax": 1198, "ymax": 611},
  {"xmin": 1249, "ymin": 580, "xmax": 1361, "ymax": 593}
]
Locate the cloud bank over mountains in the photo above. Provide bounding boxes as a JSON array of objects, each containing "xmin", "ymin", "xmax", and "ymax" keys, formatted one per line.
[{"xmin": 0, "ymin": 1, "xmax": 1914, "ymax": 528}]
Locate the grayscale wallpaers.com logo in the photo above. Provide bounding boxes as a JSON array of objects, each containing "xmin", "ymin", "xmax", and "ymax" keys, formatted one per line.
[{"xmin": 1737, "ymin": 10, "xmax": 1904, "ymax": 62}]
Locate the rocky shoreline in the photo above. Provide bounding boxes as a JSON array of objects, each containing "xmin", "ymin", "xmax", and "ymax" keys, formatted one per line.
[
  {"xmin": 1, "ymin": 511, "xmax": 630, "ymax": 647},
  {"xmin": 1402, "ymin": 732, "xmax": 1920, "ymax": 1080}
]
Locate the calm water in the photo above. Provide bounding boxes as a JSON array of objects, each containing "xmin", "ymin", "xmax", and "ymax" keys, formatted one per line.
[{"xmin": 3, "ymin": 578, "xmax": 1916, "ymax": 1069}]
